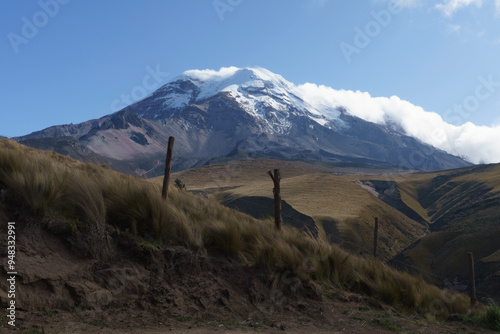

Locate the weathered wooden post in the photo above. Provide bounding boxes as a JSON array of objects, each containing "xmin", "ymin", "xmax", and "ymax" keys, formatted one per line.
[
  {"xmin": 374, "ymin": 217, "xmax": 379, "ymax": 259},
  {"xmin": 161, "ymin": 136, "xmax": 175, "ymax": 201},
  {"xmin": 468, "ymin": 252, "xmax": 477, "ymax": 307},
  {"xmin": 267, "ymin": 169, "xmax": 282, "ymax": 231}
]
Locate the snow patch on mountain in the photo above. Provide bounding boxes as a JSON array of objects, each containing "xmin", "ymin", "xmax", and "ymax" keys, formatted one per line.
[
  {"xmin": 173, "ymin": 67, "xmax": 341, "ymax": 130},
  {"xmin": 150, "ymin": 66, "xmax": 500, "ymax": 164},
  {"xmin": 158, "ymin": 92, "xmax": 191, "ymax": 109}
]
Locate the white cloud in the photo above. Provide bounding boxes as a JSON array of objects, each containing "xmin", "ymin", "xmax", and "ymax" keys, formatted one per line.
[
  {"xmin": 294, "ymin": 83, "xmax": 500, "ymax": 164},
  {"xmin": 179, "ymin": 67, "xmax": 500, "ymax": 164},
  {"xmin": 436, "ymin": 0, "xmax": 483, "ymax": 17},
  {"xmin": 496, "ymin": 0, "xmax": 500, "ymax": 15},
  {"xmin": 182, "ymin": 66, "xmax": 240, "ymax": 82}
]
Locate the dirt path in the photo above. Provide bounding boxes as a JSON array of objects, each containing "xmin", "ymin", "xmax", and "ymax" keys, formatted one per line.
[{"xmin": 6, "ymin": 299, "xmax": 496, "ymax": 334}]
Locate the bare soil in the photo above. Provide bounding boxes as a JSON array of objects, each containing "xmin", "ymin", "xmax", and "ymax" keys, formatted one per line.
[
  {"xmin": 0, "ymin": 208, "xmax": 496, "ymax": 334},
  {"xmin": 5, "ymin": 300, "xmax": 495, "ymax": 334}
]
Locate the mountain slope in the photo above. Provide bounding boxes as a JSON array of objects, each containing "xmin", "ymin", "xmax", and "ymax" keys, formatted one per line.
[
  {"xmin": 15, "ymin": 67, "xmax": 471, "ymax": 175},
  {"xmin": 386, "ymin": 164, "xmax": 500, "ymax": 302}
]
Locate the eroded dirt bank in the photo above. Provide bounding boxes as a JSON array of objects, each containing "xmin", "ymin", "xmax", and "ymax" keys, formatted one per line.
[{"xmin": 0, "ymin": 208, "xmax": 495, "ymax": 333}]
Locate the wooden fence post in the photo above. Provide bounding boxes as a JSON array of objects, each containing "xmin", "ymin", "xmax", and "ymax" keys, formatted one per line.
[
  {"xmin": 161, "ymin": 136, "xmax": 175, "ymax": 201},
  {"xmin": 374, "ymin": 217, "xmax": 379, "ymax": 259},
  {"xmin": 267, "ymin": 169, "xmax": 282, "ymax": 231},
  {"xmin": 468, "ymin": 252, "xmax": 477, "ymax": 307}
]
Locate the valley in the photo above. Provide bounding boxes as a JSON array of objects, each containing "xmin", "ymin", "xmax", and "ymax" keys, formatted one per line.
[{"xmin": 166, "ymin": 159, "xmax": 500, "ymax": 303}]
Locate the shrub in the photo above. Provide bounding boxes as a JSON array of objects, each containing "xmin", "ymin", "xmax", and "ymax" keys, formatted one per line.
[
  {"xmin": 174, "ymin": 178, "xmax": 186, "ymax": 190},
  {"xmin": 483, "ymin": 301, "xmax": 500, "ymax": 331}
]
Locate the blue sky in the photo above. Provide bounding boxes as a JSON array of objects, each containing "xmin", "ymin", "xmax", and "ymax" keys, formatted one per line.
[{"xmin": 1, "ymin": 0, "xmax": 500, "ymax": 139}]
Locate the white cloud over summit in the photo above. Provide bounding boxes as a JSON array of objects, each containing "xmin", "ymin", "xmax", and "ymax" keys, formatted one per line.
[
  {"xmin": 294, "ymin": 83, "xmax": 500, "ymax": 164},
  {"xmin": 182, "ymin": 67, "xmax": 500, "ymax": 164},
  {"xmin": 183, "ymin": 66, "xmax": 240, "ymax": 82}
]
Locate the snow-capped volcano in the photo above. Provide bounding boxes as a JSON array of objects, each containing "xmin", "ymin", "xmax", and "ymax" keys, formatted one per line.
[
  {"xmin": 142, "ymin": 67, "xmax": 500, "ymax": 166},
  {"xmin": 136, "ymin": 67, "xmax": 337, "ymax": 133},
  {"xmin": 16, "ymin": 66, "xmax": 472, "ymax": 176}
]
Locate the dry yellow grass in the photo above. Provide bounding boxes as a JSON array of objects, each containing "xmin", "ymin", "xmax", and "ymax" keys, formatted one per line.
[
  {"xmin": 483, "ymin": 250, "xmax": 500, "ymax": 263},
  {"xmin": 0, "ymin": 139, "xmax": 488, "ymax": 320},
  {"xmin": 164, "ymin": 159, "xmax": 428, "ymax": 259},
  {"xmin": 396, "ymin": 180, "xmax": 431, "ymax": 222},
  {"xmin": 378, "ymin": 164, "xmax": 500, "ymax": 222}
]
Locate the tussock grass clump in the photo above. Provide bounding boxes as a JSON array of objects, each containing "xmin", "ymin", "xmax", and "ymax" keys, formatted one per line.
[
  {"xmin": 483, "ymin": 301, "xmax": 500, "ymax": 331},
  {"xmin": 0, "ymin": 148, "xmax": 67, "ymax": 216},
  {"xmin": 101, "ymin": 176, "xmax": 165, "ymax": 237},
  {"xmin": 61, "ymin": 174, "xmax": 106, "ymax": 227},
  {"xmin": 0, "ymin": 138, "xmax": 485, "ymax": 320},
  {"xmin": 458, "ymin": 301, "xmax": 500, "ymax": 331}
]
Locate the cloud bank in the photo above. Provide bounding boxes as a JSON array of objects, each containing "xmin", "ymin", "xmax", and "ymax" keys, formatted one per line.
[
  {"xmin": 181, "ymin": 67, "xmax": 500, "ymax": 164},
  {"xmin": 294, "ymin": 83, "xmax": 500, "ymax": 164}
]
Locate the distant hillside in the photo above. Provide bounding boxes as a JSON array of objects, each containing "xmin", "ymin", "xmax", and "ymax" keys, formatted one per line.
[
  {"xmin": 387, "ymin": 164, "xmax": 500, "ymax": 302},
  {"xmin": 165, "ymin": 159, "xmax": 429, "ymax": 261}
]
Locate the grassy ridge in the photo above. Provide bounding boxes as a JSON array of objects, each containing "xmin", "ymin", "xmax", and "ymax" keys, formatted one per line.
[
  {"xmin": 0, "ymin": 139, "xmax": 488, "ymax": 321},
  {"xmin": 386, "ymin": 165, "xmax": 500, "ymax": 302},
  {"xmin": 168, "ymin": 161, "xmax": 428, "ymax": 260}
]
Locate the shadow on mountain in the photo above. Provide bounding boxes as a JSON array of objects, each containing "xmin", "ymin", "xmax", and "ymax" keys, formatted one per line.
[
  {"xmin": 221, "ymin": 195, "xmax": 318, "ymax": 236},
  {"xmin": 360, "ymin": 180, "xmax": 428, "ymax": 225}
]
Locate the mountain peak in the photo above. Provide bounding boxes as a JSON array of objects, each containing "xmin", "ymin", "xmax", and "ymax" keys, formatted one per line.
[
  {"xmin": 144, "ymin": 66, "xmax": 329, "ymax": 126},
  {"xmin": 173, "ymin": 66, "xmax": 295, "ymax": 101},
  {"xmin": 16, "ymin": 64, "xmax": 473, "ymax": 173}
]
